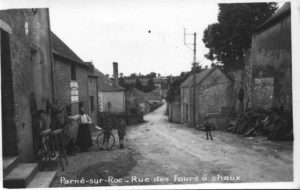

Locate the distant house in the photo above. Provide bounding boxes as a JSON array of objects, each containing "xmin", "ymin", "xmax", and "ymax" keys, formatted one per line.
[
  {"xmin": 123, "ymin": 78, "xmax": 149, "ymax": 86},
  {"xmin": 97, "ymin": 62, "xmax": 125, "ymax": 113},
  {"xmin": 51, "ymin": 32, "xmax": 91, "ymax": 116},
  {"xmin": 244, "ymin": 3, "xmax": 291, "ymax": 112},
  {"xmin": 123, "ymin": 77, "xmax": 168, "ymax": 87},
  {"xmin": 126, "ymin": 87, "xmax": 149, "ymax": 114},
  {"xmin": 180, "ymin": 67, "xmax": 233, "ymax": 125},
  {"xmin": 147, "ymin": 86, "xmax": 163, "ymax": 104}
]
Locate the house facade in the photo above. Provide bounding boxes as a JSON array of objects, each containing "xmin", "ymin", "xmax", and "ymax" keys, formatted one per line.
[
  {"xmin": 51, "ymin": 32, "xmax": 91, "ymax": 116},
  {"xmin": 1, "ymin": 9, "xmax": 98, "ymax": 162},
  {"xmin": 180, "ymin": 67, "xmax": 233, "ymax": 125},
  {"xmin": 97, "ymin": 62, "xmax": 125, "ymax": 113},
  {"xmin": 86, "ymin": 62, "xmax": 99, "ymax": 122},
  {"xmin": 244, "ymin": 3, "xmax": 292, "ymax": 112},
  {"xmin": 124, "ymin": 77, "xmax": 168, "ymax": 87},
  {"xmin": 1, "ymin": 9, "xmax": 54, "ymax": 162},
  {"xmin": 147, "ymin": 86, "xmax": 163, "ymax": 104}
]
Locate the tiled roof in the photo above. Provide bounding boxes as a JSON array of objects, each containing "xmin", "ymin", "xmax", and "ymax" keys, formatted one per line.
[
  {"xmin": 94, "ymin": 68, "xmax": 124, "ymax": 91},
  {"xmin": 180, "ymin": 68, "xmax": 217, "ymax": 88},
  {"xmin": 126, "ymin": 87, "xmax": 147, "ymax": 102},
  {"xmin": 254, "ymin": 3, "xmax": 290, "ymax": 33},
  {"xmin": 51, "ymin": 32, "xmax": 88, "ymax": 66}
]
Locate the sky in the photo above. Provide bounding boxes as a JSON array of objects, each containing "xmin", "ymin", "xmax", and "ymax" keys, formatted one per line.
[
  {"xmin": 48, "ymin": 0, "xmax": 219, "ymax": 77},
  {"xmin": 2, "ymin": 0, "xmax": 219, "ymax": 76},
  {"xmin": 1, "ymin": 0, "xmax": 286, "ymax": 77}
]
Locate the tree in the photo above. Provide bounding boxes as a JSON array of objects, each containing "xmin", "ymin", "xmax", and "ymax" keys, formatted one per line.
[
  {"xmin": 119, "ymin": 76, "xmax": 126, "ymax": 88},
  {"xmin": 166, "ymin": 72, "xmax": 191, "ymax": 103},
  {"xmin": 146, "ymin": 78, "xmax": 155, "ymax": 92},
  {"xmin": 203, "ymin": 3, "xmax": 277, "ymax": 70},
  {"xmin": 147, "ymin": 72, "xmax": 157, "ymax": 78},
  {"xmin": 130, "ymin": 73, "xmax": 137, "ymax": 78},
  {"xmin": 134, "ymin": 78, "xmax": 143, "ymax": 91}
]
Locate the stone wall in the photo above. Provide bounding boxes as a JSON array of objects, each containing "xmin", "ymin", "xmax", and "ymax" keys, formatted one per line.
[
  {"xmin": 196, "ymin": 82, "xmax": 233, "ymax": 123},
  {"xmin": 168, "ymin": 101, "xmax": 181, "ymax": 123},
  {"xmin": 0, "ymin": 9, "xmax": 53, "ymax": 161},
  {"xmin": 246, "ymin": 14, "xmax": 292, "ymax": 111},
  {"xmin": 54, "ymin": 57, "xmax": 89, "ymax": 115},
  {"xmin": 252, "ymin": 78, "xmax": 274, "ymax": 109},
  {"xmin": 88, "ymin": 76, "xmax": 98, "ymax": 122}
]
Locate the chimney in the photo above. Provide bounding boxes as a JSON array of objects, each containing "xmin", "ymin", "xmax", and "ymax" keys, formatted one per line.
[{"xmin": 113, "ymin": 62, "xmax": 119, "ymax": 87}]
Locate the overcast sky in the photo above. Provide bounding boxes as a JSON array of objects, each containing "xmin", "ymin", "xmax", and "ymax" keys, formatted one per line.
[
  {"xmin": 2, "ymin": 0, "xmax": 219, "ymax": 76},
  {"xmin": 2, "ymin": 0, "xmax": 286, "ymax": 77},
  {"xmin": 48, "ymin": 0, "xmax": 219, "ymax": 77}
]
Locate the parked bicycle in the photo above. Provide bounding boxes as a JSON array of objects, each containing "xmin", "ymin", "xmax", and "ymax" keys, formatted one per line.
[{"xmin": 95, "ymin": 125, "xmax": 115, "ymax": 150}]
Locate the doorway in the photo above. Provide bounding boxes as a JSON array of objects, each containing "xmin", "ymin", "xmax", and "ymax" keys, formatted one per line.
[{"xmin": 1, "ymin": 29, "xmax": 18, "ymax": 156}]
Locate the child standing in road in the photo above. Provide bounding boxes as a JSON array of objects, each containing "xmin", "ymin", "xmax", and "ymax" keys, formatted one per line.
[
  {"xmin": 117, "ymin": 119, "xmax": 127, "ymax": 149},
  {"xmin": 204, "ymin": 116, "xmax": 213, "ymax": 140}
]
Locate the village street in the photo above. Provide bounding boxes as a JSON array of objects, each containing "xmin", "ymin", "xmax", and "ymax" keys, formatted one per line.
[{"xmin": 53, "ymin": 103, "xmax": 293, "ymax": 187}]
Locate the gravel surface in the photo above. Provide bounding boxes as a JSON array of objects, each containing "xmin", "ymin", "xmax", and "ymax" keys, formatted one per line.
[{"xmin": 52, "ymin": 103, "xmax": 293, "ymax": 187}]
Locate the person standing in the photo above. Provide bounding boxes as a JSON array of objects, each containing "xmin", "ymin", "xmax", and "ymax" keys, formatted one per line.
[
  {"xmin": 204, "ymin": 116, "xmax": 213, "ymax": 140},
  {"xmin": 69, "ymin": 106, "xmax": 93, "ymax": 151},
  {"xmin": 117, "ymin": 119, "xmax": 127, "ymax": 149}
]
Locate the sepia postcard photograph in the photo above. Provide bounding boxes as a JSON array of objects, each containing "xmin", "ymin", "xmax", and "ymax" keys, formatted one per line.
[{"xmin": 0, "ymin": 0, "xmax": 299, "ymax": 189}]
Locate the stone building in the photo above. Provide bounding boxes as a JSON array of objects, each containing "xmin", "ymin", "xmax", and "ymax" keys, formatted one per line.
[
  {"xmin": 51, "ymin": 32, "xmax": 91, "ymax": 116},
  {"xmin": 124, "ymin": 77, "xmax": 168, "ymax": 87},
  {"xmin": 180, "ymin": 67, "xmax": 233, "ymax": 125},
  {"xmin": 244, "ymin": 3, "xmax": 292, "ymax": 112},
  {"xmin": 97, "ymin": 62, "xmax": 125, "ymax": 113},
  {"xmin": 147, "ymin": 86, "xmax": 163, "ymax": 104},
  {"xmin": 1, "ymin": 9, "xmax": 54, "ymax": 162},
  {"xmin": 1, "ymin": 8, "xmax": 97, "ymax": 163},
  {"xmin": 1, "ymin": 8, "xmax": 60, "ymax": 188},
  {"xmin": 86, "ymin": 62, "xmax": 99, "ymax": 122}
]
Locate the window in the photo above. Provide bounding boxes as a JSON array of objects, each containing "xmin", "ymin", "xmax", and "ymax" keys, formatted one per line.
[
  {"xmin": 70, "ymin": 81, "xmax": 79, "ymax": 103},
  {"xmin": 98, "ymin": 92, "xmax": 104, "ymax": 112},
  {"xmin": 90, "ymin": 96, "xmax": 94, "ymax": 112},
  {"xmin": 71, "ymin": 64, "xmax": 76, "ymax": 80}
]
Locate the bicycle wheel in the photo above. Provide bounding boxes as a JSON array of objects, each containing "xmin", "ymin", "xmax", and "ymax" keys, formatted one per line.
[{"xmin": 96, "ymin": 132, "xmax": 115, "ymax": 150}]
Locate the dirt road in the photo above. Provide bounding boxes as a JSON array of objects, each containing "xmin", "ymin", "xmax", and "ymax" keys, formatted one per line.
[
  {"xmin": 53, "ymin": 103, "xmax": 293, "ymax": 187},
  {"xmin": 119, "ymin": 103, "xmax": 293, "ymax": 185}
]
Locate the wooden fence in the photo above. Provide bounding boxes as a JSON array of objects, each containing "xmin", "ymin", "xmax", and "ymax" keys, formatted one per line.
[{"xmin": 207, "ymin": 113, "xmax": 232, "ymax": 131}]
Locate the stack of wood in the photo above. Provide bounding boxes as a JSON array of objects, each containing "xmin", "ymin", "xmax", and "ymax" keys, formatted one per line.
[{"xmin": 227, "ymin": 108, "xmax": 293, "ymax": 141}]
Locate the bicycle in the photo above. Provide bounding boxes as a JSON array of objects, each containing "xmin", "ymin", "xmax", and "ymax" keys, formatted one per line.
[{"xmin": 94, "ymin": 125, "xmax": 115, "ymax": 150}]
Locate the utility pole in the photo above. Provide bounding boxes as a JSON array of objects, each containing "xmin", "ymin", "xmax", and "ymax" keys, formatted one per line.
[
  {"xmin": 184, "ymin": 29, "xmax": 199, "ymax": 128},
  {"xmin": 192, "ymin": 32, "xmax": 197, "ymax": 128}
]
